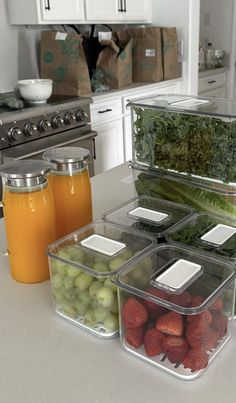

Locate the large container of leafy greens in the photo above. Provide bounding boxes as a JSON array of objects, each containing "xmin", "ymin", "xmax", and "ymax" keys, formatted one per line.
[
  {"xmin": 129, "ymin": 94, "xmax": 236, "ymax": 186},
  {"xmin": 132, "ymin": 162, "xmax": 236, "ymax": 219}
]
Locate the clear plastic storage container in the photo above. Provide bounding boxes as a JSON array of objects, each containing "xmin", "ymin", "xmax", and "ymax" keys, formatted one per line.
[
  {"xmin": 130, "ymin": 94, "xmax": 236, "ymax": 186},
  {"xmin": 47, "ymin": 220, "xmax": 156, "ymax": 338},
  {"xmin": 102, "ymin": 195, "xmax": 194, "ymax": 240},
  {"xmin": 132, "ymin": 162, "xmax": 236, "ymax": 219},
  {"xmin": 114, "ymin": 244, "xmax": 236, "ymax": 380}
]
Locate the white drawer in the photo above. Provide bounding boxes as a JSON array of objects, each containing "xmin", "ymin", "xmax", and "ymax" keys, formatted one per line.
[
  {"xmin": 198, "ymin": 73, "xmax": 226, "ymax": 93},
  {"xmin": 90, "ymin": 98, "xmax": 122, "ymax": 124}
]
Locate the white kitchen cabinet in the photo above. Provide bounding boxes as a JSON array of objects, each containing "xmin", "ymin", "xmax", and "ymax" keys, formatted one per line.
[
  {"xmin": 93, "ymin": 119, "xmax": 124, "ymax": 176},
  {"xmin": 85, "ymin": 0, "xmax": 151, "ymax": 23},
  {"xmin": 7, "ymin": 0, "xmax": 85, "ymax": 24},
  {"xmin": 198, "ymin": 69, "xmax": 228, "ymax": 98},
  {"xmin": 7, "ymin": 0, "xmax": 150, "ymax": 24}
]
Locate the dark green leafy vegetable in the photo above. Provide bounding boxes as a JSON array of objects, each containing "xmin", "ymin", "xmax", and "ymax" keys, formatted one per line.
[
  {"xmin": 135, "ymin": 172, "xmax": 236, "ymax": 219},
  {"xmin": 169, "ymin": 215, "xmax": 236, "ymax": 259},
  {"xmin": 133, "ymin": 108, "xmax": 236, "ymax": 183}
]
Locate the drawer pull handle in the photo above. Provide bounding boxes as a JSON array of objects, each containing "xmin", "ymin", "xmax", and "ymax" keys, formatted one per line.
[
  {"xmin": 208, "ymin": 80, "xmax": 216, "ymax": 84},
  {"xmin": 98, "ymin": 108, "xmax": 112, "ymax": 114}
]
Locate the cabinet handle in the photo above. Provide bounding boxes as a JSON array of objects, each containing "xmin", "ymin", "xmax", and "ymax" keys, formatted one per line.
[
  {"xmin": 118, "ymin": 0, "xmax": 124, "ymax": 12},
  {"xmin": 45, "ymin": 0, "xmax": 50, "ymax": 10},
  {"xmin": 92, "ymin": 138, "xmax": 96, "ymax": 160},
  {"xmin": 208, "ymin": 80, "xmax": 216, "ymax": 84},
  {"xmin": 123, "ymin": 0, "xmax": 127, "ymax": 12},
  {"xmin": 98, "ymin": 108, "xmax": 112, "ymax": 114}
]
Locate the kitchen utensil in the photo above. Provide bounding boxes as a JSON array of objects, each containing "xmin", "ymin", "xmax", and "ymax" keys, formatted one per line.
[{"xmin": 17, "ymin": 79, "xmax": 53, "ymax": 104}]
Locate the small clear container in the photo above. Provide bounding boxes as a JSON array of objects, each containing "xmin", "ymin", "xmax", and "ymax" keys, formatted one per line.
[
  {"xmin": 102, "ymin": 196, "xmax": 194, "ymax": 240},
  {"xmin": 166, "ymin": 212, "xmax": 236, "ymax": 317},
  {"xmin": 129, "ymin": 94, "xmax": 236, "ymax": 186},
  {"xmin": 114, "ymin": 244, "xmax": 236, "ymax": 380},
  {"xmin": 132, "ymin": 162, "xmax": 236, "ymax": 219},
  {"xmin": 47, "ymin": 220, "xmax": 156, "ymax": 339}
]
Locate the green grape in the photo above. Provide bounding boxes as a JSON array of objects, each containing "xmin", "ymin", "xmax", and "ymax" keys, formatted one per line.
[
  {"xmin": 121, "ymin": 249, "xmax": 133, "ymax": 260},
  {"xmin": 89, "ymin": 280, "xmax": 103, "ymax": 298},
  {"xmin": 92, "ymin": 306, "xmax": 109, "ymax": 322},
  {"xmin": 94, "ymin": 255, "xmax": 107, "ymax": 263},
  {"xmin": 93, "ymin": 262, "xmax": 109, "ymax": 282},
  {"xmin": 104, "ymin": 278, "xmax": 117, "ymax": 293},
  {"xmin": 57, "ymin": 250, "xmax": 71, "ymax": 260},
  {"xmin": 51, "ymin": 260, "xmax": 67, "ymax": 277},
  {"xmin": 103, "ymin": 313, "xmax": 119, "ymax": 331},
  {"xmin": 78, "ymin": 290, "xmax": 91, "ymax": 305},
  {"xmin": 63, "ymin": 276, "xmax": 75, "ymax": 290},
  {"xmin": 142, "ymin": 257, "xmax": 153, "ymax": 271},
  {"xmin": 66, "ymin": 266, "xmax": 81, "ymax": 278},
  {"xmin": 74, "ymin": 300, "xmax": 90, "ymax": 315},
  {"xmin": 66, "ymin": 245, "xmax": 84, "ymax": 262},
  {"xmin": 52, "ymin": 291, "xmax": 66, "ymax": 304},
  {"xmin": 75, "ymin": 272, "xmax": 94, "ymax": 291},
  {"xmin": 61, "ymin": 300, "xmax": 77, "ymax": 318},
  {"xmin": 84, "ymin": 309, "xmax": 97, "ymax": 325},
  {"xmin": 96, "ymin": 286, "xmax": 115, "ymax": 308},
  {"xmin": 90, "ymin": 298, "xmax": 99, "ymax": 309},
  {"xmin": 109, "ymin": 257, "xmax": 126, "ymax": 272},
  {"xmin": 51, "ymin": 273, "xmax": 65, "ymax": 290},
  {"xmin": 110, "ymin": 297, "xmax": 119, "ymax": 314},
  {"xmin": 64, "ymin": 289, "xmax": 77, "ymax": 302}
]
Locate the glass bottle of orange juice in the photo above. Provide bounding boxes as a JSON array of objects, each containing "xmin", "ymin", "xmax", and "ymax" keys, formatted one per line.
[
  {"xmin": 43, "ymin": 147, "xmax": 93, "ymax": 238},
  {"xmin": 0, "ymin": 160, "xmax": 56, "ymax": 283}
]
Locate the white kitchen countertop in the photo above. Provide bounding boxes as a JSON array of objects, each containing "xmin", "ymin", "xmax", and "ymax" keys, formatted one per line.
[{"xmin": 0, "ymin": 162, "xmax": 236, "ymax": 403}]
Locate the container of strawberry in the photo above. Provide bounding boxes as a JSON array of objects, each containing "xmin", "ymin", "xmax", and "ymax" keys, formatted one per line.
[
  {"xmin": 114, "ymin": 243, "xmax": 236, "ymax": 380},
  {"xmin": 102, "ymin": 195, "xmax": 195, "ymax": 240},
  {"xmin": 166, "ymin": 212, "xmax": 236, "ymax": 317},
  {"xmin": 47, "ymin": 220, "xmax": 156, "ymax": 339}
]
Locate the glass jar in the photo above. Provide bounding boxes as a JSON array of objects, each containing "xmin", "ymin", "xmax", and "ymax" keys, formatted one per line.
[
  {"xmin": 0, "ymin": 160, "xmax": 56, "ymax": 283},
  {"xmin": 204, "ymin": 43, "xmax": 215, "ymax": 69},
  {"xmin": 43, "ymin": 147, "xmax": 93, "ymax": 238}
]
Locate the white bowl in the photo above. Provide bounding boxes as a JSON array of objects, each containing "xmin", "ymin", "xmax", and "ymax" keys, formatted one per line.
[{"xmin": 17, "ymin": 79, "xmax": 53, "ymax": 104}]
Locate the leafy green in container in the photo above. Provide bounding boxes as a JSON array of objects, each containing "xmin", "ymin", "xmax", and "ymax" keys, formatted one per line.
[
  {"xmin": 133, "ymin": 108, "xmax": 236, "ymax": 184},
  {"xmin": 135, "ymin": 171, "xmax": 236, "ymax": 219}
]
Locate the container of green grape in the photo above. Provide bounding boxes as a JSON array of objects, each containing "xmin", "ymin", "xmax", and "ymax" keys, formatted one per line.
[{"xmin": 47, "ymin": 220, "xmax": 156, "ymax": 338}]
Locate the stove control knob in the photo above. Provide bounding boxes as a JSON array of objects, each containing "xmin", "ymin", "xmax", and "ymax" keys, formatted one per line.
[
  {"xmin": 23, "ymin": 122, "xmax": 37, "ymax": 137},
  {"xmin": 8, "ymin": 126, "xmax": 22, "ymax": 141},
  {"xmin": 51, "ymin": 115, "xmax": 64, "ymax": 128},
  {"xmin": 76, "ymin": 109, "xmax": 88, "ymax": 122},
  {"xmin": 38, "ymin": 119, "xmax": 51, "ymax": 132},
  {"xmin": 64, "ymin": 112, "xmax": 76, "ymax": 125}
]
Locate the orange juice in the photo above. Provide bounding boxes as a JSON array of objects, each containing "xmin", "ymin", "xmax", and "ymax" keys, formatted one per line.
[
  {"xmin": 48, "ymin": 169, "xmax": 92, "ymax": 238},
  {"xmin": 43, "ymin": 147, "xmax": 93, "ymax": 238},
  {"xmin": 3, "ymin": 184, "xmax": 56, "ymax": 283}
]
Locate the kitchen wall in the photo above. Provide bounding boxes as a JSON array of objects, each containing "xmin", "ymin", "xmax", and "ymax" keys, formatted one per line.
[{"xmin": 200, "ymin": 0, "xmax": 234, "ymax": 52}]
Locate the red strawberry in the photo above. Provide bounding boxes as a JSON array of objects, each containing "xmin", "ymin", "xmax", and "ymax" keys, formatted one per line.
[
  {"xmin": 181, "ymin": 347, "xmax": 209, "ymax": 371},
  {"xmin": 155, "ymin": 311, "xmax": 184, "ymax": 336},
  {"xmin": 190, "ymin": 295, "xmax": 205, "ymax": 307},
  {"xmin": 143, "ymin": 327, "xmax": 164, "ymax": 357},
  {"xmin": 211, "ymin": 313, "xmax": 228, "ymax": 338},
  {"xmin": 125, "ymin": 326, "xmax": 144, "ymax": 349},
  {"xmin": 122, "ymin": 298, "xmax": 148, "ymax": 329},
  {"xmin": 209, "ymin": 297, "xmax": 224, "ymax": 313},
  {"xmin": 162, "ymin": 336, "xmax": 189, "ymax": 364},
  {"xmin": 187, "ymin": 310, "xmax": 213, "ymax": 324},
  {"xmin": 204, "ymin": 328, "xmax": 219, "ymax": 351},
  {"xmin": 143, "ymin": 287, "xmax": 169, "ymax": 320},
  {"xmin": 185, "ymin": 317, "xmax": 209, "ymax": 348},
  {"xmin": 169, "ymin": 291, "xmax": 191, "ymax": 307}
]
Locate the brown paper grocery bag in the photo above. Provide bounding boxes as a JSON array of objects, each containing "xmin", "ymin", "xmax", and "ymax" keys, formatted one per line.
[
  {"xmin": 117, "ymin": 27, "xmax": 163, "ymax": 83},
  {"xmin": 161, "ymin": 27, "xmax": 179, "ymax": 80},
  {"xmin": 40, "ymin": 31, "xmax": 91, "ymax": 96},
  {"xmin": 96, "ymin": 39, "xmax": 132, "ymax": 89}
]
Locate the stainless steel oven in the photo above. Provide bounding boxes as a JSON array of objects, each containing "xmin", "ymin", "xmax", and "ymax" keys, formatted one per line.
[{"xmin": 0, "ymin": 95, "xmax": 97, "ymax": 217}]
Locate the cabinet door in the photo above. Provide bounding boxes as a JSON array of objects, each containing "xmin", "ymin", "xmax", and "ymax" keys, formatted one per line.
[
  {"xmin": 41, "ymin": 0, "xmax": 85, "ymax": 22},
  {"xmin": 94, "ymin": 120, "xmax": 124, "ymax": 175},
  {"xmin": 122, "ymin": 0, "xmax": 151, "ymax": 22},
  {"xmin": 200, "ymin": 87, "xmax": 226, "ymax": 98},
  {"xmin": 123, "ymin": 114, "xmax": 132, "ymax": 162},
  {"xmin": 85, "ymin": 0, "xmax": 122, "ymax": 22}
]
